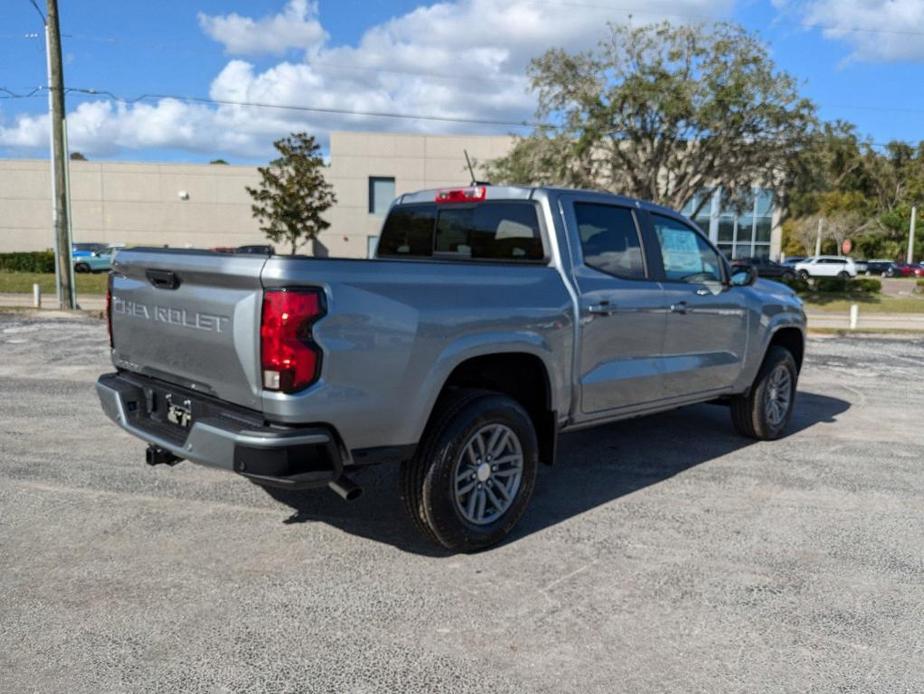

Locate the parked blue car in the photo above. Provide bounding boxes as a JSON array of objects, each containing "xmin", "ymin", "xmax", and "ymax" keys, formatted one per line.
[{"xmin": 72, "ymin": 243, "xmax": 113, "ymax": 273}]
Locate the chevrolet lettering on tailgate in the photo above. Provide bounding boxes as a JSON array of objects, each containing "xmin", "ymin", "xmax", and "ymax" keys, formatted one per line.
[{"xmin": 111, "ymin": 297, "xmax": 230, "ymax": 334}]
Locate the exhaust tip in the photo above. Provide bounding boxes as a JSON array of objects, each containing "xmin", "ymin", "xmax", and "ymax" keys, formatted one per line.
[{"xmin": 329, "ymin": 475, "xmax": 362, "ymax": 501}]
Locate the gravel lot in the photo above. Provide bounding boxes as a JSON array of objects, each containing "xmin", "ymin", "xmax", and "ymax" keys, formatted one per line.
[{"xmin": 1, "ymin": 312, "xmax": 922, "ymax": 693}]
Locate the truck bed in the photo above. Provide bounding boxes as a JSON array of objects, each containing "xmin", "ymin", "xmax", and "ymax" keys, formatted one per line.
[{"xmin": 108, "ymin": 248, "xmax": 574, "ymax": 453}]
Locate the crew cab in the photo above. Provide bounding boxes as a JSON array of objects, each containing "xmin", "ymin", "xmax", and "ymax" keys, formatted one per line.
[{"xmin": 97, "ymin": 185, "xmax": 806, "ymax": 551}]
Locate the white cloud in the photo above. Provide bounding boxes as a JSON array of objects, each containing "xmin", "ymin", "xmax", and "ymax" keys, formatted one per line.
[
  {"xmin": 780, "ymin": 0, "xmax": 924, "ymax": 62},
  {"xmin": 197, "ymin": 0, "xmax": 327, "ymax": 56},
  {"xmin": 0, "ymin": 0, "xmax": 733, "ymax": 159}
]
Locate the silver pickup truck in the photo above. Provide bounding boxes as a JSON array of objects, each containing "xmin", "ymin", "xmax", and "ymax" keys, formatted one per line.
[{"xmin": 97, "ymin": 185, "xmax": 805, "ymax": 551}]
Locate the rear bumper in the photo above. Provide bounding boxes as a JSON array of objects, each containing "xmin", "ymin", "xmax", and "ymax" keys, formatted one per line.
[{"xmin": 96, "ymin": 372, "xmax": 345, "ymax": 489}]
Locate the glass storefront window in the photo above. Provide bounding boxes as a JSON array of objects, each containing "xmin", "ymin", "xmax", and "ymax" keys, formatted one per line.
[
  {"xmin": 738, "ymin": 214, "xmax": 755, "ymax": 242},
  {"xmin": 682, "ymin": 187, "xmax": 775, "ymax": 257},
  {"xmin": 755, "ymin": 217, "xmax": 772, "ymax": 243}
]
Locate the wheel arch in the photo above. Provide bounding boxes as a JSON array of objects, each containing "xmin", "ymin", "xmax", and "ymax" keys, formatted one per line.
[
  {"xmin": 767, "ymin": 326, "xmax": 805, "ymax": 373},
  {"xmin": 420, "ymin": 345, "xmax": 560, "ymax": 466}
]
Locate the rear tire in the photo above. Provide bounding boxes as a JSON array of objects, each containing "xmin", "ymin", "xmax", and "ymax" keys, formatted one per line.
[
  {"xmin": 837, "ymin": 271, "xmax": 850, "ymax": 279},
  {"xmin": 730, "ymin": 346, "xmax": 798, "ymax": 440},
  {"xmin": 400, "ymin": 389, "xmax": 539, "ymax": 552},
  {"xmin": 74, "ymin": 262, "xmax": 90, "ymax": 273},
  {"xmin": 781, "ymin": 271, "xmax": 795, "ymax": 281}
]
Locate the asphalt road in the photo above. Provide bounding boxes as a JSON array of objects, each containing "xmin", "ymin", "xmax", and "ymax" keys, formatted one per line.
[{"xmin": 1, "ymin": 313, "xmax": 922, "ymax": 693}]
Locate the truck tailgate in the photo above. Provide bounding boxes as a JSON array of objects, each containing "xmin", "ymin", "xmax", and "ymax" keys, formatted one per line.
[{"xmin": 109, "ymin": 249, "xmax": 267, "ymax": 410}]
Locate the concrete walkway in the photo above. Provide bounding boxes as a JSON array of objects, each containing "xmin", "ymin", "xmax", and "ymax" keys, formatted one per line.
[
  {"xmin": 806, "ymin": 311, "xmax": 924, "ymax": 331},
  {"xmin": 0, "ymin": 292, "xmax": 105, "ymax": 311}
]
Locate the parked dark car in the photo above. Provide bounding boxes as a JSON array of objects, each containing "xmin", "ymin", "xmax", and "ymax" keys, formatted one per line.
[
  {"xmin": 864, "ymin": 260, "xmax": 896, "ymax": 276},
  {"xmin": 236, "ymin": 244, "xmax": 276, "ymax": 255},
  {"xmin": 886, "ymin": 262, "xmax": 922, "ymax": 278},
  {"xmin": 782, "ymin": 256, "xmax": 805, "ymax": 267},
  {"xmin": 210, "ymin": 245, "xmax": 276, "ymax": 255},
  {"xmin": 735, "ymin": 257, "xmax": 796, "ymax": 281}
]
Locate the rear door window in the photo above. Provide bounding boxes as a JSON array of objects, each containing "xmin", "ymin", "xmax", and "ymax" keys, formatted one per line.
[{"xmin": 574, "ymin": 203, "xmax": 646, "ymax": 279}]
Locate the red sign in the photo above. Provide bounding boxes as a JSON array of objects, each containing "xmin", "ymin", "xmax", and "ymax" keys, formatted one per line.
[{"xmin": 842, "ymin": 239, "xmax": 852, "ymax": 255}]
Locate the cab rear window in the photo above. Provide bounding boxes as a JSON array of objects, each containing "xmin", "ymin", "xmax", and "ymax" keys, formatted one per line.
[{"xmin": 377, "ymin": 202, "xmax": 544, "ymax": 261}]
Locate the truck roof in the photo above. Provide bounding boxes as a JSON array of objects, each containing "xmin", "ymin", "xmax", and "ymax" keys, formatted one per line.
[{"xmin": 395, "ymin": 184, "xmax": 682, "ymax": 219}]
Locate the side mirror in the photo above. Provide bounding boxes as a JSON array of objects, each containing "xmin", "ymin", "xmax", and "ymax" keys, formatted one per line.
[{"xmin": 729, "ymin": 264, "xmax": 758, "ymax": 287}]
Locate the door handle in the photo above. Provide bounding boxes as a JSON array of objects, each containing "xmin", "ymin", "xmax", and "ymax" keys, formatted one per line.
[
  {"xmin": 587, "ymin": 301, "xmax": 618, "ymax": 315},
  {"xmin": 695, "ymin": 287, "xmax": 712, "ymax": 296},
  {"xmin": 670, "ymin": 301, "xmax": 689, "ymax": 314},
  {"xmin": 146, "ymin": 268, "xmax": 181, "ymax": 290}
]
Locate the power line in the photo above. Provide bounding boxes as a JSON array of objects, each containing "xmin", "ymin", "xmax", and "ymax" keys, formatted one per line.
[
  {"xmin": 0, "ymin": 86, "xmax": 43, "ymax": 98},
  {"xmin": 26, "ymin": 0, "xmax": 45, "ymax": 24},
  {"xmin": 5, "ymin": 85, "xmax": 921, "ymax": 148},
  {"xmin": 63, "ymin": 87, "xmax": 540, "ymax": 128},
  {"xmin": 6, "ymin": 2, "xmax": 924, "ymax": 50},
  {"xmin": 521, "ymin": 0, "xmax": 924, "ymax": 38},
  {"xmin": 8, "ymin": 84, "xmax": 924, "ymax": 125}
]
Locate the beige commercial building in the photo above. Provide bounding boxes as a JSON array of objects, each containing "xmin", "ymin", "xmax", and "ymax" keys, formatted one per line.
[
  {"xmin": 0, "ymin": 130, "xmax": 781, "ymax": 259},
  {"xmin": 0, "ymin": 131, "xmax": 512, "ymax": 258}
]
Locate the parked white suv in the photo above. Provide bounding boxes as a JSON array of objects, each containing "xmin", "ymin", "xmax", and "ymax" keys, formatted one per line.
[{"xmin": 794, "ymin": 256, "xmax": 857, "ymax": 279}]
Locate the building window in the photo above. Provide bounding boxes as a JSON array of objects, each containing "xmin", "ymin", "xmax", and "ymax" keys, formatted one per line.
[
  {"xmin": 369, "ymin": 177, "xmax": 396, "ymax": 216},
  {"xmin": 685, "ymin": 188, "xmax": 775, "ymax": 260}
]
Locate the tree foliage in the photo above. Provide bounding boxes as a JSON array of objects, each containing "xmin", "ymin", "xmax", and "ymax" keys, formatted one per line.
[
  {"xmin": 487, "ymin": 21, "xmax": 816, "ymax": 216},
  {"xmin": 782, "ymin": 122, "xmax": 924, "ymax": 259},
  {"xmin": 246, "ymin": 133, "xmax": 337, "ymax": 255}
]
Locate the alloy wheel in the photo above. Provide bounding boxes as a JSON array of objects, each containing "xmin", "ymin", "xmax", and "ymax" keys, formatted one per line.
[{"xmin": 452, "ymin": 423, "xmax": 524, "ymax": 526}]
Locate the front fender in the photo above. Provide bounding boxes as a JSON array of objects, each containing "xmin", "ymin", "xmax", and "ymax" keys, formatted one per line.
[{"xmin": 733, "ymin": 301, "xmax": 806, "ymax": 393}]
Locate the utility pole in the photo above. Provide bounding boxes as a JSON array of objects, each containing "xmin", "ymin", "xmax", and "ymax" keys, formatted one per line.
[
  {"xmin": 814, "ymin": 217, "xmax": 823, "ymax": 257},
  {"xmin": 908, "ymin": 206, "xmax": 917, "ymax": 265},
  {"xmin": 45, "ymin": 0, "xmax": 75, "ymax": 309}
]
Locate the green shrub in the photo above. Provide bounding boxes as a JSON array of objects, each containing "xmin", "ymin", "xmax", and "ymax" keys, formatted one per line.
[
  {"xmin": 0, "ymin": 251, "xmax": 55, "ymax": 273},
  {"xmin": 852, "ymin": 277, "xmax": 882, "ymax": 293},
  {"xmin": 810, "ymin": 276, "xmax": 880, "ymax": 294},
  {"xmin": 813, "ymin": 277, "xmax": 850, "ymax": 293}
]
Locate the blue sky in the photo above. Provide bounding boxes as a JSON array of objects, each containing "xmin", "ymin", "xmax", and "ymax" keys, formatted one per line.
[{"xmin": 1, "ymin": 0, "xmax": 921, "ymax": 162}]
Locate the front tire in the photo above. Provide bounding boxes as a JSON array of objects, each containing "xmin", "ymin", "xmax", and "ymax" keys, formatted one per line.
[
  {"xmin": 74, "ymin": 262, "xmax": 90, "ymax": 273},
  {"xmin": 798, "ymin": 270, "xmax": 810, "ymax": 281},
  {"xmin": 400, "ymin": 389, "xmax": 539, "ymax": 552},
  {"xmin": 730, "ymin": 346, "xmax": 798, "ymax": 440}
]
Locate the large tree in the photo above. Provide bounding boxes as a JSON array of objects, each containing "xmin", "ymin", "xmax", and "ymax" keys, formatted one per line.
[
  {"xmin": 781, "ymin": 122, "xmax": 924, "ymax": 259},
  {"xmin": 488, "ymin": 21, "xmax": 816, "ymax": 217},
  {"xmin": 246, "ymin": 133, "xmax": 337, "ymax": 255}
]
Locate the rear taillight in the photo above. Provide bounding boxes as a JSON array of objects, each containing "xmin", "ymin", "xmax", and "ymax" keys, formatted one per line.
[
  {"xmin": 106, "ymin": 273, "xmax": 113, "ymax": 348},
  {"xmin": 435, "ymin": 186, "xmax": 486, "ymax": 203},
  {"xmin": 260, "ymin": 289, "xmax": 325, "ymax": 393}
]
